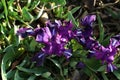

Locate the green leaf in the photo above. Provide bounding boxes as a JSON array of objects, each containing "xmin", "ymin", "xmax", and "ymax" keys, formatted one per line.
[
  {"xmin": 41, "ymin": 0, "xmax": 66, "ymax": 5},
  {"xmin": 113, "ymin": 70, "xmax": 120, "ymax": 80},
  {"xmin": 97, "ymin": 65, "xmax": 106, "ymax": 72},
  {"xmin": 14, "ymin": 70, "xmax": 25, "ymax": 80},
  {"xmin": 71, "ymin": 39, "xmax": 83, "ymax": 51},
  {"xmin": 8, "ymin": 9, "xmax": 29, "ymax": 25},
  {"xmin": 56, "ymin": 7, "xmax": 64, "ymax": 18},
  {"xmin": 70, "ymin": 6, "xmax": 81, "ymax": 14},
  {"xmin": 85, "ymin": 58, "xmax": 101, "ymax": 73},
  {"xmin": 42, "ymin": 72, "xmax": 51, "ymax": 78},
  {"xmin": 69, "ymin": 61, "xmax": 77, "ymax": 68},
  {"xmin": 29, "ymin": 0, "xmax": 40, "ymax": 10},
  {"xmin": 19, "ymin": 57, "xmax": 29, "ymax": 67},
  {"xmin": 1, "ymin": 0, "xmax": 11, "ymax": 28},
  {"xmin": 0, "ymin": 2, "xmax": 3, "ymax": 9},
  {"xmin": 48, "ymin": 58, "xmax": 64, "ymax": 79},
  {"xmin": 0, "ymin": 25, "xmax": 9, "ymax": 44},
  {"xmin": 34, "ymin": 4, "xmax": 44, "ymax": 20},
  {"xmin": 106, "ymin": 8, "xmax": 118, "ymax": 19},
  {"xmin": 28, "ymin": 75, "xmax": 36, "ymax": 80},
  {"xmin": 48, "ymin": 58, "xmax": 61, "ymax": 70},
  {"xmin": 67, "ymin": 11, "xmax": 77, "ymax": 27},
  {"xmin": 54, "ymin": 0, "xmax": 66, "ymax": 5},
  {"xmin": 63, "ymin": 69, "xmax": 68, "ymax": 76},
  {"xmin": 101, "ymin": 73, "xmax": 109, "ymax": 80},
  {"xmin": 1, "ymin": 0, "xmax": 8, "ymax": 23},
  {"xmin": 3, "ymin": 45, "xmax": 15, "ymax": 54},
  {"xmin": 22, "ymin": 7, "xmax": 34, "ymax": 21},
  {"xmin": 83, "ymin": 67, "xmax": 93, "ymax": 77},
  {"xmin": 97, "ymin": 13, "xmax": 104, "ymax": 43},
  {"xmin": 7, "ymin": 70, "xmax": 16, "ymax": 79},
  {"xmin": 1, "ymin": 45, "xmax": 16, "ymax": 80},
  {"xmin": 29, "ymin": 39, "xmax": 38, "ymax": 52},
  {"xmin": 0, "ymin": 12, "xmax": 4, "ymax": 19},
  {"xmin": 16, "ymin": 66, "xmax": 48, "ymax": 76},
  {"xmin": 26, "ymin": 0, "xmax": 32, "ymax": 8},
  {"xmin": 102, "ymin": 34, "xmax": 114, "ymax": 46},
  {"xmin": 8, "ymin": 0, "xmax": 14, "ymax": 11}
]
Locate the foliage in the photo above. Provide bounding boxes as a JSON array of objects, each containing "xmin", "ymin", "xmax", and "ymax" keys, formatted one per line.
[{"xmin": 0, "ymin": 0, "xmax": 120, "ymax": 80}]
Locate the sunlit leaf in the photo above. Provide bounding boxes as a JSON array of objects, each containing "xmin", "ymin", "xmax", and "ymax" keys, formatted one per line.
[
  {"xmin": 42, "ymin": 72, "xmax": 51, "ymax": 78},
  {"xmin": 29, "ymin": 0, "xmax": 40, "ymax": 10},
  {"xmin": 22, "ymin": 7, "xmax": 34, "ymax": 22},
  {"xmin": 28, "ymin": 75, "xmax": 36, "ymax": 80}
]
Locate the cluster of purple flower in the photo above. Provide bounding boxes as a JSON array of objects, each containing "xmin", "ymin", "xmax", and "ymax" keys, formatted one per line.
[
  {"xmin": 17, "ymin": 15, "xmax": 120, "ymax": 72},
  {"xmin": 17, "ymin": 20, "xmax": 73, "ymax": 66},
  {"xmin": 75, "ymin": 15, "xmax": 120, "ymax": 72}
]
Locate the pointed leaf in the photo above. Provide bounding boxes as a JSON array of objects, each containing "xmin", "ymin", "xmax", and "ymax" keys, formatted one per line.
[
  {"xmin": 113, "ymin": 70, "xmax": 120, "ymax": 80},
  {"xmin": 97, "ymin": 14, "xmax": 104, "ymax": 43},
  {"xmin": 1, "ymin": 45, "xmax": 16, "ymax": 80},
  {"xmin": 22, "ymin": 7, "xmax": 34, "ymax": 21},
  {"xmin": 67, "ymin": 11, "xmax": 77, "ymax": 27},
  {"xmin": 28, "ymin": 75, "xmax": 36, "ymax": 80},
  {"xmin": 16, "ymin": 66, "xmax": 48, "ymax": 76}
]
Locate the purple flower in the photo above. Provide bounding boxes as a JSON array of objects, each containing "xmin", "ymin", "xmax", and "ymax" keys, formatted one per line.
[
  {"xmin": 110, "ymin": 34, "xmax": 120, "ymax": 48},
  {"xmin": 82, "ymin": 27, "xmax": 93, "ymax": 38},
  {"xmin": 74, "ymin": 29, "xmax": 85, "ymax": 44},
  {"xmin": 93, "ymin": 45, "xmax": 117, "ymax": 63},
  {"xmin": 46, "ymin": 21, "xmax": 58, "ymax": 36},
  {"xmin": 74, "ymin": 15, "xmax": 120, "ymax": 72},
  {"xmin": 74, "ymin": 15, "xmax": 97, "ymax": 47},
  {"xmin": 63, "ymin": 49, "xmax": 72, "ymax": 59},
  {"xmin": 32, "ymin": 52, "xmax": 46, "ymax": 66},
  {"xmin": 42, "ymin": 42, "xmax": 65, "ymax": 56},
  {"xmin": 87, "ymin": 51, "xmax": 96, "ymax": 58},
  {"xmin": 81, "ymin": 15, "xmax": 96, "ymax": 38},
  {"xmin": 81, "ymin": 15, "xmax": 96, "ymax": 27},
  {"xmin": 107, "ymin": 63, "xmax": 117, "ymax": 72},
  {"xmin": 75, "ymin": 32, "xmax": 100, "ymax": 51},
  {"xmin": 34, "ymin": 27, "xmax": 52, "ymax": 43},
  {"xmin": 36, "ymin": 20, "xmax": 74, "ymax": 57},
  {"xmin": 112, "ymin": 34, "xmax": 120, "ymax": 40},
  {"xmin": 58, "ymin": 21, "xmax": 73, "ymax": 39},
  {"xmin": 17, "ymin": 28, "xmax": 34, "ymax": 38}
]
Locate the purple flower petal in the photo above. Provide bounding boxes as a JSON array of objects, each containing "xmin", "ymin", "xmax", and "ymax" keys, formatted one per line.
[
  {"xmin": 110, "ymin": 34, "xmax": 120, "ymax": 47},
  {"xmin": 34, "ymin": 27, "xmax": 52, "ymax": 43},
  {"xmin": 64, "ymin": 49, "xmax": 72, "ymax": 59},
  {"xmin": 87, "ymin": 51, "xmax": 95, "ymax": 58},
  {"xmin": 81, "ymin": 15, "xmax": 96, "ymax": 27},
  {"xmin": 44, "ymin": 27, "xmax": 52, "ymax": 39},
  {"xmin": 58, "ymin": 20, "xmax": 73, "ymax": 41},
  {"xmin": 17, "ymin": 28, "xmax": 34, "ymax": 38},
  {"xmin": 74, "ymin": 15, "xmax": 119, "ymax": 72},
  {"xmin": 36, "ymin": 34, "xmax": 43, "ymax": 42},
  {"xmin": 46, "ymin": 20, "xmax": 58, "ymax": 36},
  {"xmin": 107, "ymin": 63, "xmax": 117, "ymax": 72}
]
